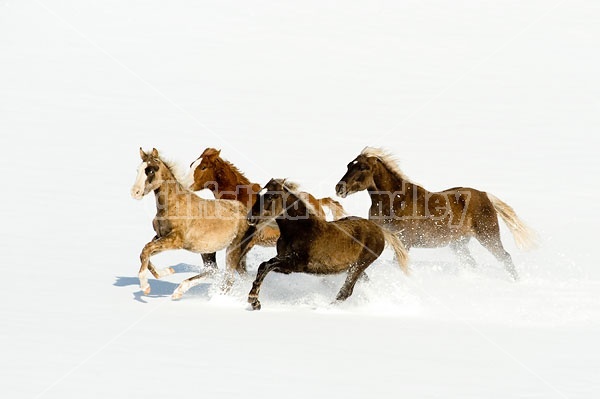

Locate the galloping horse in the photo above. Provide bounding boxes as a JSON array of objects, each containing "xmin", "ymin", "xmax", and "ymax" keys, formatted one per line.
[
  {"xmin": 246, "ymin": 179, "xmax": 409, "ymax": 310},
  {"xmin": 188, "ymin": 148, "xmax": 346, "ymax": 267},
  {"xmin": 335, "ymin": 147, "xmax": 537, "ymax": 280},
  {"xmin": 131, "ymin": 148, "xmax": 250, "ymax": 299}
]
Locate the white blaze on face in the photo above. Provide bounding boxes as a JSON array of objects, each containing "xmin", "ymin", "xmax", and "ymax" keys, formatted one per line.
[{"xmin": 131, "ymin": 162, "xmax": 148, "ymax": 200}]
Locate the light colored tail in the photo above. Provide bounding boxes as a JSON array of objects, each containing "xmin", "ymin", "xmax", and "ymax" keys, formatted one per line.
[
  {"xmin": 487, "ymin": 193, "xmax": 538, "ymax": 250},
  {"xmin": 318, "ymin": 197, "xmax": 347, "ymax": 220},
  {"xmin": 381, "ymin": 228, "xmax": 410, "ymax": 275}
]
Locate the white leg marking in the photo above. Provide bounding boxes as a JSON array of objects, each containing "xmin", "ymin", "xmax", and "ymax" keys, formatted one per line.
[
  {"xmin": 138, "ymin": 270, "xmax": 150, "ymax": 294},
  {"xmin": 156, "ymin": 267, "xmax": 175, "ymax": 278}
]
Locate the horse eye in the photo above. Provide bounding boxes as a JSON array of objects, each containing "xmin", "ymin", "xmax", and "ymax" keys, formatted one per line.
[
  {"xmin": 145, "ymin": 167, "xmax": 154, "ymax": 175},
  {"xmin": 200, "ymin": 166, "xmax": 207, "ymax": 170}
]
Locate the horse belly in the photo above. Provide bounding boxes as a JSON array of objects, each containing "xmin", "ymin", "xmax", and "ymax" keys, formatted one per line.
[
  {"xmin": 400, "ymin": 220, "xmax": 465, "ymax": 248},
  {"xmin": 305, "ymin": 236, "xmax": 363, "ymax": 274},
  {"xmin": 185, "ymin": 219, "xmax": 242, "ymax": 253},
  {"xmin": 305, "ymin": 260, "xmax": 348, "ymax": 275}
]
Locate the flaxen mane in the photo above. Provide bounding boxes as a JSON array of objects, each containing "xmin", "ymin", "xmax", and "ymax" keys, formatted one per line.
[
  {"xmin": 361, "ymin": 147, "xmax": 414, "ymax": 184},
  {"xmin": 274, "ymin": 179, "xmax": 319, "ymax": 216},
  {"xmin": 161, "ymin": 158, "xmax": 188, "ymax": 186}
]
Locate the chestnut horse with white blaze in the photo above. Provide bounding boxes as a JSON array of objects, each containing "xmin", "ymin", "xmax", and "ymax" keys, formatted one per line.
[
  {"xmin": 246, "ymin": 179, "xmax": 409, "ymax": 310},
  {"xmin": 335, "ymin": 147, "xmax": 537, "ymax": 280},
  {"xmin": 131, "ymin": 148, "xmax": 250, "ymax": 299}
]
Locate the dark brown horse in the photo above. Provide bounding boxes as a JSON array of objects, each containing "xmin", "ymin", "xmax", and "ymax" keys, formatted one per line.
[
  {"xmin": 188, "ymin": 148, "xmax": 346, "ymax": 267},
  {"xmin": 246, "ymin": 179, "xmax": 409, "ymax": 310},
  {"xmin": 335, "ymin": 147, "xmax": 537, "ymax": 280}
]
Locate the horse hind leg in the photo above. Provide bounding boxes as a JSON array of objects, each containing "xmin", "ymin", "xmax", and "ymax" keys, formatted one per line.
[
  {"xmin": 336, "ymin": 262, "xmax": 372, "ymax": 302},
  {"xmin": 238, "ymin": 225, "xmax": 261, "ymax": 269},
  {"xmin": 147, "ymin": 261, "xmax": 175, "ymax": 279},
  {"xmin": 171, "ymin": 269, "xmax": 214, "ymax": 300},
  {"xmin": 220, "ymin": 227, "xmax": 252, "ymax": 293},
  {"xmin": 449, "ymin": 238, "xmax": 477, "ymax": 269},
  {"xmin": 474, "ymin": 227, "xmax": 519, "ymax": 281},
  {"xmin": 201, "ymin": 253, "xmax": 218, "ymax": 270}
]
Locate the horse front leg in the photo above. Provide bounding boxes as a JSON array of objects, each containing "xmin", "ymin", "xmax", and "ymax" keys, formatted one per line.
[
  {"xmin": 138, "ymin": 234, "xmax": 182, "ymax": 295},
  {"xmin": 247, "ymin": 257, "xmax": 288, "ymax": 310}
]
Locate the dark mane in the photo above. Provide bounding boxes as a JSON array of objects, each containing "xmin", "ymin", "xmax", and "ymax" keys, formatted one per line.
[{"xmin": 157, "ymin": 156, "xmax": 189, "ymax": 189}]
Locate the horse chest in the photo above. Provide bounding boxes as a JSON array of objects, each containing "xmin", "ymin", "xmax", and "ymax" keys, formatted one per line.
[{"xmin": 153, "ymin": 217, "xmax": 173, "ymax": 238}]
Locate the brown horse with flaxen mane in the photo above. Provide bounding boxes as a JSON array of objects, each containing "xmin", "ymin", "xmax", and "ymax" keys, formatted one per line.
[
  {"xmin": 246, "ymin": 179, "xmax": 409, "ymax": 310},
  {"xmin": 335, "ymin": 147, "xmax": 537, "ymax": 280},
  {"xmin": 188, "ymin": 148, "xmax": 346, "ymax": 267},
  {"xmin": 131, "ymin": 148, "xmax": 250, "ymax": 299}
]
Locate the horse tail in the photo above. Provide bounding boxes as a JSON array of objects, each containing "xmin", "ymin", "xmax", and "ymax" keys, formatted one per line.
[
  {"xmin": 381, "ymin": 228, "xmax": 410, "ymax": 275},
  {"xmin": 487, "ymin": 193, "xmax": 538, "ymax": 251},
  {"xmin": 317, "ymin": 197, "xmax": 346, "ymax": 220}
]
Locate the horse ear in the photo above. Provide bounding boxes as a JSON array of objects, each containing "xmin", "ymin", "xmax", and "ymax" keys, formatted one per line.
[
  {"xmin": 139, "ymin": 147, "xmax": 146, "ymax": 160},
  {"xmin": 200, "ymin": 148, "xmax": 220, "ymax": 159},
  {"xmin": 151, "ymin": 148, "xmax": 159, "ymax": 158}
]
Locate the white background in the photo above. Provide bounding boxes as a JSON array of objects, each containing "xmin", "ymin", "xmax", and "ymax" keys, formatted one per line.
[{"xmin": 1, "ymin": 1, "xmax": 599, "ymax": 398}]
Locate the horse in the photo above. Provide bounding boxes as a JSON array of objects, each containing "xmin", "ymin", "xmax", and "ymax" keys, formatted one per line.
[
  {"xmin": 130, "ymin": 148, "xmax": 250, "ymax": 299},
  {"xmin": 187, "ymin": 148, "xmax": 346, "ymax": 267},
  {"xmin": 246, "ymin": 178, "xmax": 409, "ymax": 310},
  {"xmin": 335, "ymin": 147, "xmax": 537, "ymax": 280}
]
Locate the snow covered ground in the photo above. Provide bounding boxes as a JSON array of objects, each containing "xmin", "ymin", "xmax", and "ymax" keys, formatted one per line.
[{"xmin": 1, "ymin": 1, "xmax": 599, "ymax": 398}]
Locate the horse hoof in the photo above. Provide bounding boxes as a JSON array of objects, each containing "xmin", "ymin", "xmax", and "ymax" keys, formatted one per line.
[
  {"xmin": 172, "ymin": 292, "xmax": 183, "ymax": 300},
  {"xmin": 167, "ymin": 267, "xmax": 175, "ymax": 275},
  {"xmin": 250, "ymin": 300, "xmax": 261, "ymax": 311},
  {"xmin": 142, "ymin": 286, "xmax": 151, "ymax": 295}
]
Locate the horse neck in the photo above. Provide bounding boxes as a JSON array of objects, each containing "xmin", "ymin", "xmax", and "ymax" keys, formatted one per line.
[
  {"xmin": 153, "ymin": 166, "xmax": 186, "ymax": 210},
  {"xmin": 213, "ymin": 159, "xmax": 258, "ymax": 205},
  {"xmin": 368, "ymin": 162, "xmax": 416, "ymax": 208},
  {"xmin": 369, "ymin": 161, "xmax": 406, "ymax": 193},
  {"xmin": 275, "ymin": 191, "xmax": 317, "ymax": 235}
]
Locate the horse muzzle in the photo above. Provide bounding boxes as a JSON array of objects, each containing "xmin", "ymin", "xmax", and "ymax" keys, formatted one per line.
[
  {"xmin": 335, "ymin": 182, "xmax": 348, "ymax": 198},
  {"xmin": 131, "ymin": 187, "xmax": 144, "ymax": 200},
  {"xmin": 247, "ymin": 214, "xmax": 259, "ymax": 226}
]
